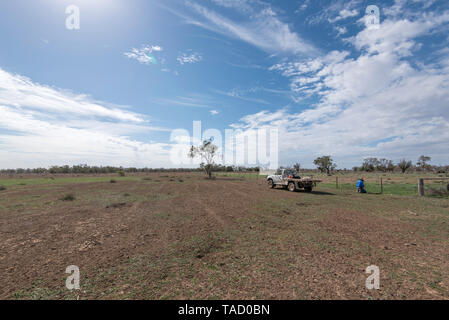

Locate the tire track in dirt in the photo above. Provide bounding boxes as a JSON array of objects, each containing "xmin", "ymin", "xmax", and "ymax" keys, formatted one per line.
[
  {"xmin": 223, "ymin": 179, "xmax": 267, "ymax": 200},
  {"xmin": 191, "ymin": 181, "xmax": 227, "ymax": 227},
  {"xmin": 208, "ymin": 179, "xmax": 266, "ymax": 223}
]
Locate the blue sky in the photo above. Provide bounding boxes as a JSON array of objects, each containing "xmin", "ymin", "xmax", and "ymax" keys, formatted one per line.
[{"xmin": 0, "ymin": 0, "xmax": 449, "ymax": 169}]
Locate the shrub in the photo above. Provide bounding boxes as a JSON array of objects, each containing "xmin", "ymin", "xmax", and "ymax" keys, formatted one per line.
[
  {"xmin": 398, "ymin": 159, "xmax": 412, "ymax": 173},
  {"xmin": 118, "ymin": 171, "xmax": 125, "ymax": 177},
  {"xmin": 110, "ymin": 179, "xmax": 117, "ymax": 183},
  {"xmin": 0, "ymin": 186, "xmax": 6, "ymax": 191},
  {"xmin": 60, "ymin": 194, "xmax": 75, "ymax": 201}
]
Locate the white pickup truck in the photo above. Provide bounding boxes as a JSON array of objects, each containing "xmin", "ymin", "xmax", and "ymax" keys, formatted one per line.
[{"xmin": 267, "ymin": 169, "xmax": 321, "ymax": 192}]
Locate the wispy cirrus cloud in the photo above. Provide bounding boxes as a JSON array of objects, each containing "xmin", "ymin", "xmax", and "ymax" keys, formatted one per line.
[
  {"xmin": 213, "ymin": 88, "xmax": 270, "ymax": 105},
  {"xmin": 152, "ymin": 94, "xmax": 215, "ymax": 109},
  {"xmin": 0, "ymin": 69, "xmax": 144, "ymax": 122},
  {"xmin": 210, "ymin": 0, "xmax": 255, "ymax": 13},
  {"xmin": 166, "ymin": 1, "xmax": 317, "ymax": 55},
  {"xmin": 124, "ymin": 45, "xmax": 162, "ymax": 65},
  {"xmin": 307, "ymin": 0, "xmax": 362, "ymax": 25}
]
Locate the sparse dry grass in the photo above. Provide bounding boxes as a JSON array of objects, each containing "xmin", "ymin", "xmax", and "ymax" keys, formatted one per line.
[{"xmin": 0, "ymin": 172, "xmax": 447, "ymax": 299}]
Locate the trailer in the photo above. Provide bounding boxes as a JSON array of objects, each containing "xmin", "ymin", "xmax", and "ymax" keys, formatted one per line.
[{"xmin": 266, "ymin": 169, "xmax": 321, "ymax": 192}]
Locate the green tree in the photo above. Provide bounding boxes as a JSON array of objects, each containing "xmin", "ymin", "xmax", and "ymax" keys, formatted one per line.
[
  {"xmin": 361, "ymin": 158, "xmax": 379, "ymax": 172},
  {"xmin": 377, "ymin": 158, "xmax": 395, "ymax": 172},
  {"xmin": 188, "ymin": 139, "xmax": 219, "ymax": 179},
  {"xmin": 417, "ymin": 155, "xmax": 431, "ymax": 170},
  {"xmin": 313, "ymin": 156, "xmax": 336, "ymax": 174},
  {"xmin": 398, "ymin": 159, "xmax": 413, "ymax": 174}
]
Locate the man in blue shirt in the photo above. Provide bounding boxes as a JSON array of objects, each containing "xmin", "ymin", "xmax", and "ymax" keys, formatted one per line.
[{"xmin": 357, "ymin": 178, "xmax": 367, "ymax": 193}]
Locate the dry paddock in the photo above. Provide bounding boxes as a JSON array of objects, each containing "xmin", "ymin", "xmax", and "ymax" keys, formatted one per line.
[{"xmin": 0, "ymin": 173, "xmax": 448, "ymax": 299}]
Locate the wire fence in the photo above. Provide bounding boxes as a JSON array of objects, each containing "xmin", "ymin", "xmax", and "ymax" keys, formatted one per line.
[
  {"xmin": 419, "ymin": 178, "xmax": 449, "ymax": 197},
  {"xmin": 214, "ymin": 171, "xmax": 449, "ymax": 197},
  {"xmin": 232, "ymin": 172, "xmax": 448, "ymax": 197}
]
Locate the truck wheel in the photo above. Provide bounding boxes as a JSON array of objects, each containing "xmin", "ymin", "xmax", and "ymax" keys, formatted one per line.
[
  {"xmin": 304, "ymin": 186, "xmax": 312, "ymax": 192},
  {"xmin": 268, "ymin": 179, "xmax": 275, "ymax": 188},
  {"xmin": 288, "ymin": 182, "xmax": 296, "ymax": 192}
]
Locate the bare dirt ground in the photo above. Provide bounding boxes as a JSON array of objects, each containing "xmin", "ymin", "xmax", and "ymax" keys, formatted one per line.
[{"xmin": 0, "ymin": 173, "xmax": 448, "ymax": 299}]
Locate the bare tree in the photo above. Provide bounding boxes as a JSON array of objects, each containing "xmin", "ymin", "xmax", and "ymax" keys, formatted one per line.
[
  {"xmin": 188, "ymin": 139, "xmax": 218, "ymax": 179},
  {"xmin": 314, "ymin": 156, "xmax": 336, "ymax": 174},
  {"xmin": 398, "ymin": 159, "xmax": 413, "ymax": 174}
]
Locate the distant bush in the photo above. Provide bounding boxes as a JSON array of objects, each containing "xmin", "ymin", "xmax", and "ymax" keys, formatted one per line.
[
  {"xmin": 60, "ymin": 194, "xmax": 75, "ymax": 201},
  {"xmin": 118, "ymin": 170, "xmax": 125, "ymax": 177},
  {"xmin": 110, "ymin": 179, "xmax": 117, "ymax": 183},
  {"xmin": 0, "ymin": 186, "xmax": 6, "ymax": 191}
]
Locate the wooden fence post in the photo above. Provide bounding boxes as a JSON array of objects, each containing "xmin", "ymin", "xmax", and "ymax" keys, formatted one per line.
[
  {"xmin": 336, "ymin": 176, "xmax": 338, "ymax": 189},
  {"xmin": 418, "ymin": 178, "xmax": 424, "ymax": 196},
  {"xmin": 380, "ymin": 178, "xmax": 383, "ymax": 194}
]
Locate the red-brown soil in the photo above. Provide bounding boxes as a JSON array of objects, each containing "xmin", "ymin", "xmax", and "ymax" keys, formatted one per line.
[{"xmin": 0, "ymin": 173, "xmax": 448, "ymax": 299}]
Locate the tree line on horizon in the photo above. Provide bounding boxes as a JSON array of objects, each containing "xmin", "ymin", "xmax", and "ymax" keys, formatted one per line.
[
  {"xmin": 295, "ymin": 155, "xmax": 448, "ymax": 175},
  {"xmin": 0, "ymin": 164, "xmax": 261, "ymax": 175},
  {"xmin": 1, "ymin": 155, "xmax": 447, "ymax": 176}
]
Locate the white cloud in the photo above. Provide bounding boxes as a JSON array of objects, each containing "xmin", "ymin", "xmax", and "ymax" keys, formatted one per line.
[
  {"xmin": 0, "ymin": 69, "xmax": 143, "ymax": 122},
  {"xmin": 124, "ymin": 45, "xmax": 162, "ymax": 65},
  {"xmin": 269, "ymin": 50, "xmax": 349, "ymax": 98},
  {"xmin": 177, "ymin": 52, "xmax": 203, "ymax": 65},
  {"xmin": 246, "ymin": 11, "xmax": 449, "ymax": 167},
  {"xmin": 329, "ymin": 8, "xmax": 359, "ymax": 23},
  {"xmin": 0, "ymin": 68, "xmax": 176, "ymax": 169},
  {"xmin": 385, "ymin": 0, "xmax": 439, "ymax": 18},
  {"xmin": 182, "ymin": 1, "xmax": 317, "ymax": 55},
  {"xmin": 353, "ymin": 12, "xmax": 449, "ymax": 56},
  {"xmin": 210, "ymin": 110, "xmax": 219, "ymax": 115},
  {"xmin": 335, "ymin": 26, "xmax": 347, "ymax": 35},
  {"xmin": 295, "ymin": 0, "xmax": 310, "ymax": 13},
  {"xmin": 0, "ymin": 106, "xmax": 171, "ymax": 168},
  {"xmin": 307, "ymin": 0, "xmax": 362, "ymax": 25}
]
